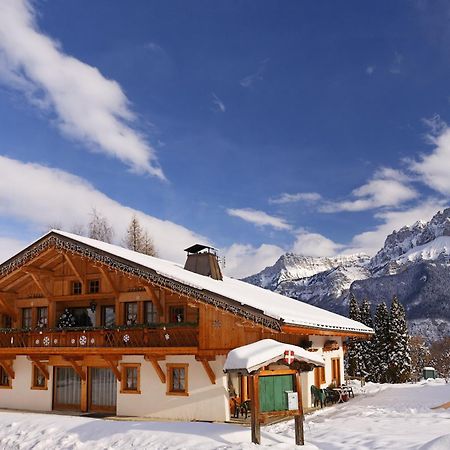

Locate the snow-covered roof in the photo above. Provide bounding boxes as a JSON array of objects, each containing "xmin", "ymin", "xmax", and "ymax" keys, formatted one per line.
[
  {"xmin": 9, "ymin": 230, "xmax": 374, "ymax": 334},
  {"xmin": 223, "ymin": 339, "xmax": 325, "ymax": 372}
]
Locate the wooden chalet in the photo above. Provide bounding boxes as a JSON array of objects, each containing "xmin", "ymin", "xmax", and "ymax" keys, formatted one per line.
[{"xmin": 0, "ymin": 230, "xmax": 373, "ymax": 421}]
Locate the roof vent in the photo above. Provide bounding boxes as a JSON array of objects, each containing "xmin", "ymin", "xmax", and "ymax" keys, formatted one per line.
[{"xmin": 183, "ymin": 244, "xmax": 223, "ymax": 280}]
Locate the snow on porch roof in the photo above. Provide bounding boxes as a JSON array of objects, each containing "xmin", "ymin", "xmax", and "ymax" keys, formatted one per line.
[
  {"xmin": 10, "ymin": 230, "xmax": 373, "ymax": 334},
  {"xmin": 223, "ymin": 339, "xmax": 325, "ymax": 373}
]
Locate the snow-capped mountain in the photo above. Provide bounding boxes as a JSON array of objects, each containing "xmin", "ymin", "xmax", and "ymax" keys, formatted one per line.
[{"xmin": 244, "ymin": 207, "xmax": 450, "ymax": 341}]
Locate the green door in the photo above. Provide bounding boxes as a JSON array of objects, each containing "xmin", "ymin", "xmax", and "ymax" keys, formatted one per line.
[{"xmin": 259, "ymin": 375, "xmax": 294, "ymax": 412}]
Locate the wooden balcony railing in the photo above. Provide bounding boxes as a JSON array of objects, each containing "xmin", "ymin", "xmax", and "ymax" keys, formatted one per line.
[{"xmin": 0, "ymin": 324, "xmax": 198, "ymax": 349}]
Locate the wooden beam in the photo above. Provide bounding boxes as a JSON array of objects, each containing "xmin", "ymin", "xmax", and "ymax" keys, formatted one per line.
[
  {"xmin": 29, "ymin": 358, "xmax": 50, "ymax": 380},
  {"xmin": 281, "ymin": 324, "xmax": 374, "ymax": 339},
  {"xmin": 63, "ymin": 253, "xmax": 83, "ymax": 284},
  {"xmin": 145, "ymin": 355, "xmax": 166, "ymax": 383},
  {"xmin": 23, "ymin": 266, "xmax": 54, "ymax": 277},
  {"xmin": 63, "ymin": 357, "xmax": 86, "ymax": 381},
  {"xmin": 250, "ymin": 375, "xmax": 261, "ymax": 444},
  {"xmin": 28, "ymin": 273, "xmax": 52, "ymax": 299},
  {"xmin": 143, "ymin": 285, "xmax": 163, "ymax": 316},
  {"xmin": 197, "ymin": 357, "xmax": 216, "ymax": 384},
  {"xmin": 98, "ymin": 266, "xmax": 119, "ymax": 296},
  {"xmin": 0, "ymin": 360, "xmax": 15, "ymax": 379},
  {"xmin": 101, "ymin": 355, "xmax": 122, "ymax": 381},
  {"xmin": 0, "ymin": 293, "xmax": 17, "ymax": 320}
]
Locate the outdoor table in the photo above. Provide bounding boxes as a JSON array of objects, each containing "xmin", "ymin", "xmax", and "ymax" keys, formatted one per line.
[{"xmin": 332, "ymin": 388, "xmax": 349, "ymax": 403}]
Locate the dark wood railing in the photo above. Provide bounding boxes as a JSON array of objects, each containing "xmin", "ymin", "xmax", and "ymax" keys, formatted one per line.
[{"xmin": 0, "ymin": 324, "xmax": 198, "ymax": 349}]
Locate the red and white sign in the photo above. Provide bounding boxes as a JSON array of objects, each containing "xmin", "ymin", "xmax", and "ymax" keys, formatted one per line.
[{"xmin": 284, "ymin": 350, "xmax": 295, "ymax": 365}]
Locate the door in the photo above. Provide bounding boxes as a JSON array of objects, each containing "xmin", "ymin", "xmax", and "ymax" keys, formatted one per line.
[
  {"xmin": 54, "ymin": 367, "xmax": 81, "ymax": 410},
  {"xmin": 89, "ymin": 367, "xmax": 117, "ymax": 412},
  {"xmin": 259, "ymin": 374, "xmax": 294, "ymax": 412},
  {"xmin": 331, "ymin": 358, "xmax": 341, "ymax": 386}
]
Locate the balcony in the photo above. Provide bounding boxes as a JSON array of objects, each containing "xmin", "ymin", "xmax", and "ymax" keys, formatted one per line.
[{"xmin": 0, "ymin": 323, "xmax": 199, "ymax": 351}]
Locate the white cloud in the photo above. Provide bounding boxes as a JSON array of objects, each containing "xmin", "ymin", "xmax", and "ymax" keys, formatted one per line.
[
  {"xmin": 240, "ymin": 58, "xmax": 269, "ymax": 88},
  {"xmin": 223, "ymin": 243, "xmax": 285, "ymax": 278},
  {"xmin": 0, "ymin": 236, "xmax": 27, "ymax": 264},
  {"xmin": 291, "ymin": 230, "xmax": 343, "ymax": 257},
  {"xmin": 0, "ymin": 156, "xmax": 204, "ymax": 263},
  {"xmin": 0, "ymin": 0, "xmax": 164, "ymax": 179},
  {"xmin": 227, "ymin": 208, "xmax": 291, "ymax": 230},
  {"xmin": 211, "ymin": 93, "xmax": 226, "ymax": 113},
  {"xmin": 270, "ymin": 192, "xmax": 322, "ymax": 204},
  {"xmin": 411, "ymin": 127, "xmax": 450, "ymax": 195},
  {"xmin": 321, "ymin": 168, "xmax": 418, "ymax": 212},
  {"xmin": 348, "ymin": 199, "xmax": 447, "ymax": 255},
  {"xmin": 366, "ymin": 65, "xmax": 375, "ymax": 75}
]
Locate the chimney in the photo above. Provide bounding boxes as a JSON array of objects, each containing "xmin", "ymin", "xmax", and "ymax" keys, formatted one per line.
[{"xmin": 183, "ymin": 244, "xmax": 223, "ymax": 280}]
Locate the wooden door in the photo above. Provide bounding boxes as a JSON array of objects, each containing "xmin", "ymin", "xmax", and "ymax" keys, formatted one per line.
[
  {"xmin": 259, "ymin": 375, "xmax": 294, "ymax": 412},
  {"xmin": 331, "ymin": 358, "xmax": 341, "ymax": 386}
]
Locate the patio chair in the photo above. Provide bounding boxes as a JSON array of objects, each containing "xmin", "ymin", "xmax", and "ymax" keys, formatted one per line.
[
  {"xmin": 323, "ymin": 387, "xmax": 340, "ymax": 405},
  {"xmin": 311, "ymin": 385, "xmax": 326, "ymax": 408},
  {"xmin": 340, "ymin": 384, "xmax": 354, "ymax": 398}
]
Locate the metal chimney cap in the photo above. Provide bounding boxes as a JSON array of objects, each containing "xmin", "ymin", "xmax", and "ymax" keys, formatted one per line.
[{"xmin": 184, "ymin": 244, "xmax": 217, "ymax": 255}]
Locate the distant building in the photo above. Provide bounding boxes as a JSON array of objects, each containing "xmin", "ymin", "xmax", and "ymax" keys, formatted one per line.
[{"xmin": 0, "ymin": 230, "xmax": 372, "ymax": 420}]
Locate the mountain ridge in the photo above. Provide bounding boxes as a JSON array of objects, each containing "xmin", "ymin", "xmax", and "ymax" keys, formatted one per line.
[{"xmin": 243, "ymin": 207, "xmax": 450, "ymax": 341}]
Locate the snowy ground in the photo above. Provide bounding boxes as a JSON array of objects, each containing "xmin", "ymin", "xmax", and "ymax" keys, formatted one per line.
[{"xmin": 0, "ymin": 380, "xmax": 449, "ymax": 449}]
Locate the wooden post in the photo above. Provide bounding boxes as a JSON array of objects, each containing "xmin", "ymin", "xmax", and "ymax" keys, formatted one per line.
[
  {"xmin": 250, "ymin": 374, "xmax": 261, "ymax": 445},
  {"xmin": 241, "ymin": 375, "xmax": 248, "ymax": 401},
  {"xmin": 295, "ymin": 371, "xmax": 305, "ymax": 446}
]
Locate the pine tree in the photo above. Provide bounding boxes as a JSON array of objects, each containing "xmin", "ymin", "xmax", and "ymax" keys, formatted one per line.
[
  {"xmin": 373, "ymin": 302, "xmax": 390, "ymax": 383},
  {"xmin": 124, "ymin": 215, "xmax": 144, "ymax": 251},
  {"xmin": 347, "ymin": 295, "xmax": 363, "ymax": 377},
  {"xmin": 141, "ymin": 230, "xmax": 157, "ymax": 257},
  {"xmin": 388, "ymin": 296, "xmax": 411, "ymax": 383},
  {"xmin": 360, "ymin": 299, "xmax": 375, "ymax": 381},
  {"xmin": 410, "ymin": 336, "xmax": 430, "ymax": 381},
  {"xmin": 123, "ymin": 215, "xmax": 157, "ymax": 256}
]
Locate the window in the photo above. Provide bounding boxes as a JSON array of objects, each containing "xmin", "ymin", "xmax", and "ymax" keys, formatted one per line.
[
  {"xmin": 37, "ymin": 307, "xmax": 48, "ymax": 328},
  {"xmin": 0, "ymin": 365, "xmax": 11, "ymax": 388},
  {"xmin": 125, "ymin": 302, "xmax": 138, "ymax": 325},
  {"xmin": 2, "ymin": 315, "xmax": 12, "ymax": 329},
  {"xmin": 22, "ymin": 308, "xmax": 32, "ymax": 329},
  {"xmin": 120, "ymin": 364, "xmax": 140, "ymax": 393},
  {"xmin": 88, "ymin": 279, "xmax": 100, "ymax": 294},
  {"xmin": 31, "ymin": 364, "xmax": 47, "ymax": 390},
  {"xmin": 167, "ymin": 363, "xmax": 188, "ymax": 396},
  {"xmin": 144, "ymin": 301, "xmax": 157, "ymax": 324},
  {"xmin": 314, "ymin": 366, "xmax": 326, "ymax": 387},
  {"xmin": 72, "ymin": 281, "xmax": 82, "ymax": 295},
  {"xmin": 102, "ymin": 305, "xmax": 115, "ymax": 327},
  {"xmin": 169, "ymin": 306, "xmax": 185, "ymax": 323}
]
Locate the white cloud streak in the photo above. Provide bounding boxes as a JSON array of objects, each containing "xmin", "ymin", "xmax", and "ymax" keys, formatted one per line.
[
  {"xmin": 227, "ymin": 208, "xmax": 291, "ymax": 230},
  {"xmin": 0, "ymin": 236, "xmax": 27, "ymax": 264},
  {"xmin": 0, "ymin": 0, "xmax": 164, "ymax": 179},
  {"xmin": 292, "ymin": 230, "xmax": 343, "ymax": 257},
  {"xmin": 321, "ymin": 168, "xmax": 418, "ymax": 213},
  {"xmin": 211, "ymin": 93, "xmax": 226, "ymax": 113},
  {"xmin": 224, "ymin": 243, "xmax": 284, "ymax": 278},
  {"xmin": 240, "ymin": 59, "xmax": 269, "ymax": 88},
  {"xmin": 0, "ymin": 156, "xmax": 202, "ymax": 263},
  {"xmin": 411, "ymin": 127, "xmax": 450, "ymax": 195},
  {"xmin": 270, "ymin": 192, "xmax": 322, "ymax": 204}
]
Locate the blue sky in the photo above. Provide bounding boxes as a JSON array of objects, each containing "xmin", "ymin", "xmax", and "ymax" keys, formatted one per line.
[{"xmin": 0, "ymin": 0, "xmax": 449, "ymax": 277}]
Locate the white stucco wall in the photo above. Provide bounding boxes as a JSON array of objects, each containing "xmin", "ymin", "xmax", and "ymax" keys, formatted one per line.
[
  {"xmin": 0, "ymin": 356, "xmax": 53, "ymax": 411},
  {"xmin": 116, "ymin": 355, "xmax": 230, "ymax": 422}
]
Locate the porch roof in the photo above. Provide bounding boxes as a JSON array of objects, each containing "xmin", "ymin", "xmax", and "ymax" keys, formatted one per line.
[{"xmin": 223, "ymin": 339, "xmax": 325, "ymax": 373}]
